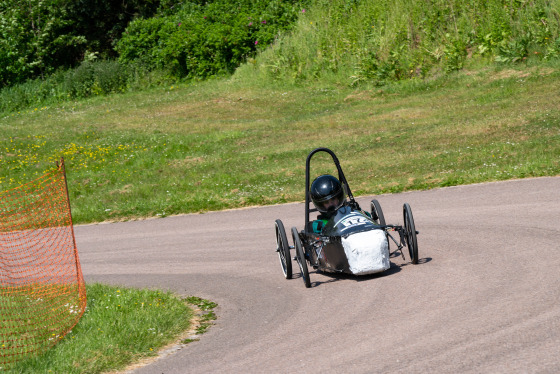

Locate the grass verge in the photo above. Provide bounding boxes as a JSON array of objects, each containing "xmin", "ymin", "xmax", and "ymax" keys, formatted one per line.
[
  {"xmin": 4, "ymin": 284, "xmax": 215, "ymax": 373},
  {"xmin": 1, "ymin": 64, "xmax": 559, "ymax": 224}
]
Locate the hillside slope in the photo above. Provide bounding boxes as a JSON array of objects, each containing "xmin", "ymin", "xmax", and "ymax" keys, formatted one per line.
[{"xmin": 236, "ymin": 0, "xmax": 560, "ymax": 86}]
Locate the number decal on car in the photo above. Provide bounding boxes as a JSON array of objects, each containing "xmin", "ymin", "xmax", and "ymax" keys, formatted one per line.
[{"xmin": 335, "ymin": 213, "xmax": 369, "ymax": 232}]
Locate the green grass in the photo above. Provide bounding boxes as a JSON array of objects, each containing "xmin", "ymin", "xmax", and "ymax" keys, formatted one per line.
[
  {"xmin": 2, "ymin": 1, "xmax": 558, "ymax": 371},
  {"xmin": 1, "ymin": 64, "xmax": 559, "ymax": 224},
  {"xmin": 234, "ymin": 0, "xmax": 560, "ymax": 86},
  {"xmin": 184, "ymin": 297, "xmax": 218, "ymax": 335},
  {"xmin": 3, "ymin": 283, "xmax": 200, "ymax": 373},
  {"xmin": 0, "ymin": 284, "xmax": 85, "ymax": 365}
]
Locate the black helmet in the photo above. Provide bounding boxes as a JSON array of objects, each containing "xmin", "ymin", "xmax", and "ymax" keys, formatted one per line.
[{"xmin": 310, "ymin": 174, "xmax": 346, "ymax": 213}]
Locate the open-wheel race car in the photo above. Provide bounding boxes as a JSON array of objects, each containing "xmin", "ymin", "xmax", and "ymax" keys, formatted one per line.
[{"xmin": 274, "ymin": 147, "xmax": 419, "ymax": 288}]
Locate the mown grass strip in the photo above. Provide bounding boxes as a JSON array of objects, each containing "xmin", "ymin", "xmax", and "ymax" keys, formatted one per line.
[{"xmin": 1, "ymin": 65, "xmax": 559, "ymax": 224}]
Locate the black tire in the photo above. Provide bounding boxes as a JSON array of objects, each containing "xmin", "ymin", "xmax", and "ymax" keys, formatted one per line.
[
  {"xmin": 371, "ymin": 199, "xmax": 390, "ymax": 252},
  {"xmin": 275, "ymin": 219, "xmax": 292, "ymax": 279},
  {"xmin": 370, "ymin": 199, "xmax": 386, "ymax": 226},
  {"xmin": 403, "ymin": 203, "xmax": 419, "ymax": 264},
  {"xmin": 292, "ymin": 227, "xmax": 311, "ymax": 288}
]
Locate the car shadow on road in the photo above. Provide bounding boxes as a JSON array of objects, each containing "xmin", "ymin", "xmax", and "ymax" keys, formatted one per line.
[
  {"xmin": 298, "ymin": 256, "xmax": 432, "ymax": 288},
  {"xmin": 303, "ymin": 270, "xmax": 392, "ymax": 287}
]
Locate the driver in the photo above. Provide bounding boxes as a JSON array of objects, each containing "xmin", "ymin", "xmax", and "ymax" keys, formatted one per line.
[{"xmin": 310, "ymin": 174, "xmax": 346, "ymax": 233}]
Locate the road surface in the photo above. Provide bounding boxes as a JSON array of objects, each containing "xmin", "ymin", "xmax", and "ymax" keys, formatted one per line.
[{"xmin": 75, "ymin": 177, "xmax": 560, "ymax": 373}]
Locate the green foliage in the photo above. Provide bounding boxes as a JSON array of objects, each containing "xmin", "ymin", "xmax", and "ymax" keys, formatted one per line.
[
  {"xmin": 495, "ymin": 37, "xmax": 530, "ymax": 63},
  {"xmin": 0, "ymin": 60, "xmax": 172, "ymax": 113},
  {"xmin": 185, "ymin": 296, "xmax": 218, "ymax": 311},
  {"xmin": 4, "ymin": 58, "xmax": 202, "ymax": 114},
  {"xmin": 0, "ymin": 0, "xmax": 164, "ymax": 88},
  {"xmin": 236, "ymin": 0, "xmax": 560, "ymax": 86},
  {"xmin": 185, "ymin": 296, "xmax": 218, "ymax": 335},
  {"xmin": 0, "ymin": 0, "xmax": 306, "ymax": 112},
  {"xmin": 62, "ymin": 61, "xmax": 127, "ymax": 98},
  {"xmin": 2, "ymin": 0, "xmax": 560, "ymax": 112},
  {"xmin": 116, "ymin": 0, "xmax": 306, "ymax": 79},
  {"xmin": 0, "ymin": 0, "xmax": 84, "ymax": 86},
  {"xmin": 63, "ymin": 0, "xmax": 164, "ymax": 59}
]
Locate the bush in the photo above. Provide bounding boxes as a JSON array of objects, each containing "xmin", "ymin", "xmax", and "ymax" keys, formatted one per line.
[
  {"xmin": 62, "ymin": 60, "xmax": 129, "ymax": 97},
  {"xmin": 0, "ymin": 60, "xmax": 167, "ymax": 113},
  {"xmin": 0, "ymin": 0, "xmax": 169, "ymax": 89},
  {"xmin": 116, "ymin": 0, "xmax": 306, "ymax": 79}
]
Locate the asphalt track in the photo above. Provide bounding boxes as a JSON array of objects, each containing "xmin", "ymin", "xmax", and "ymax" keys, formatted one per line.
[{"xmin": 75, "ymin": 177, "xmax": 560, "ymax": 374}]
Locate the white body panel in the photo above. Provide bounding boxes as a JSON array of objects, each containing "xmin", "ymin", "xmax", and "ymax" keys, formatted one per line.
[{"xmin": 341, "ymin": 229, "xmax": 390, "ymax": 275}]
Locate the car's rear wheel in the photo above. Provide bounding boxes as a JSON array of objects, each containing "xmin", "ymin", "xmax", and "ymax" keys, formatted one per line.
[
  {"xmin": 292, "ymin": 227, "xmax": 311, "ymax": 288},
  {"xmin": 403, "ymin": 203, "xmax": 419, "ymax": 264},
  {"xmin": 275, "ymin": 219, "xmax": 292, "ymax": 279}
]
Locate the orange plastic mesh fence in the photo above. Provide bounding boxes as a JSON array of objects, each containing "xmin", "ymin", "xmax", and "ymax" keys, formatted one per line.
[{"xmin": 0, "ymin": 159, "xmax": 86, "ymax": 365}]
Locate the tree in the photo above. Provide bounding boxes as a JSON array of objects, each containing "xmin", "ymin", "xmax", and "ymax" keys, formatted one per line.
[{"xmin": 0, "ymin": 0, "xmax": 166, "ymax": 87}]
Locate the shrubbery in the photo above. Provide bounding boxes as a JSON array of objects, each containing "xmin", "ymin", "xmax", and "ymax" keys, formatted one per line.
[
  {"xmin": 0, "ymin": 0, "xmax": 306, "ymax": 112},
  {"xmin": 116, "ymin": 0, "xmax": 306, "ymax": 79},
  {"xmin": 0, "ymin": 61, "xmax": 174, "ymax": 113},
  {"xmin": 236, "ymin": 0, "xmax": 560, "ymax": 86},
  {"xmin": 0, "ymin": 0, "xmax": 168, "ymax": 88},
  {"xmin": 1, "ymin": 0, "xmax": 560, "ymax": 113}
]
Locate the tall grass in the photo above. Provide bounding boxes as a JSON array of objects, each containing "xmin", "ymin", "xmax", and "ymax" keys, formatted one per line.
[
  {"xmin": 0, "ymin": 61, "xmax": 177, "ymax": 114},
  {"xmin": 235, "ymin": 0, "xmax": 560, "ymax": 86}
]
